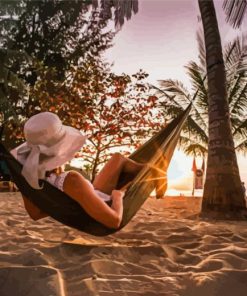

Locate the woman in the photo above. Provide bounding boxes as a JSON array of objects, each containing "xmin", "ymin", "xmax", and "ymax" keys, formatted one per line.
[{"xmin": 12, "ymin": 112, "xmax": 145, "ymax": 229}]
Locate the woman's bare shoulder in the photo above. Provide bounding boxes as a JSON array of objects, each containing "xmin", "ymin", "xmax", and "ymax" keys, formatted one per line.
[
  {"xmin": 64, "ymin": 170, "xmax": 92, "ymax": 191},
  {"xmin": 66, "ymin": 170, "xmax": 83, "ymax": 179}
]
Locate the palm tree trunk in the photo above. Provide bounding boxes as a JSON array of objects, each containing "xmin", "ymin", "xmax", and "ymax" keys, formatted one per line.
[{"xmin": 198, "ymin": 0, "xmax": 246, "ymax": 217}]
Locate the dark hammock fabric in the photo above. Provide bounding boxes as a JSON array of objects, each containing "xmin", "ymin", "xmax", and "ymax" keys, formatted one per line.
[{"xmin": 0, "ymin": 104, "xmax": 191, "ymax": 236}]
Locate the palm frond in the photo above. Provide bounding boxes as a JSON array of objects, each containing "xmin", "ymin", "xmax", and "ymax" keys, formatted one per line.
[
  {"xmin": 233, "ymin": 117, "xmax": 247, "ymax": 138},
  {"xmin": 99, "ymin": 0, "xmax": 113, "ymax": 21},
  {"xmin": 224, "ymin": 37, "xmax": 241, "ymax": 71},
  {"xmin": 184, "ymin": 144, "xmax": 208, "ymax": 156},
  {"xmin": 239, "ymin": 33, "xmax": 247, "ymax": 74},
  {"xmin": 223, "ymin": 0, "xmax": 247, "ymax": 28},
  {"xmin": 158, "ymin": 79, "xmax": 191, "ymax": 105},
  {"xmin": 156, "ymin": 62, "xmax": 209, "ymax": 153},
  {"xmin": 228, "ymin": 74, "xmax": 244, "ymax": 105},
  {"xmin": 230, "ymin": 115, "xmax": 245, "ymax": 133},
  {"xmin": 190, "ymin": 105, "xmax": 208, "ymax": 131},
  {"xmin": 230, "ymin": 81, "xmax": 247, "ymax": 114},
  {"xmin": 178, "ymin": 135, "xmax": 207, "ymax": 156},
  {"xmin": 224, "ymin": 36, "xmax": 247, "ymax": 117},
  {"xmin": 185, "ymin": 61, "xmax": 207, "ymax": 95},
  {"xmin": 196, "ymin": 29, "xmax": 206, "ymax": 70},
  {"xmin": 235, "ymin": 138, "xmax": 247, "ymax": 154},
  {"xmin": 99, "ymin": 0, "xmax": 138, "ymax": 27},
  {"xmin": 160, "ymin": 103, "xmax": 184, "ymax": 119},
  {"xmin": 224, "ymin": 35, "xmax": 247, "ymax": 78},
  {"xmin": 150, "ymin": 83, "xmax": 182, "ymax": 107},
  {"xmin": 157, "ymin": 32, "xmax": 247, "ymax": 158},
  {"xmin": 184, "ymin": 61, "xmax": 208, "ymax": 130},
  {"xmin": 184, "ymin": 115, "xmax": 208, "ymax": 144}
]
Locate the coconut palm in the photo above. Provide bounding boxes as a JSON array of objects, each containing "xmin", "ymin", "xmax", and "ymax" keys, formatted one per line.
[
  {"xmin": 154, "ymin": 1, "xmax": 246, "ymax": 215},
  {"xmin": 155, "ymin": 34, "xmax": 247, "ymax": 158},
  {"xmin": 104, "ymin": 0, "xmax": 246, "ymax": 212},
  {"xmin": 198, "ymin": 0, "xmax": 246, "ymax": 215}
]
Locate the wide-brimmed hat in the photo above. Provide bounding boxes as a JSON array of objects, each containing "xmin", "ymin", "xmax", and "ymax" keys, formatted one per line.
[{"xmin": 11, "ymin": 112, "xmax": 87, "ymax": 189}]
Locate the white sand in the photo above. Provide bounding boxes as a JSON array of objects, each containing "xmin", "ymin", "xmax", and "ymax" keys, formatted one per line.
[{"xmin": 0, "ymin": 192, "xmax": 247, "ymax": 296}]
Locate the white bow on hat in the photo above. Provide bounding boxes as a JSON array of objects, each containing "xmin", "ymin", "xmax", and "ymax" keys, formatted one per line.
[{"xmin": 11, "ymin": 112, "xmax": 87, "ymax": 189}]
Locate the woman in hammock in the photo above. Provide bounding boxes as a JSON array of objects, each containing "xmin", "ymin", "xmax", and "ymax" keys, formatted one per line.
[{"xmin": 11, "ymin": 112, "xmax": 145, "ymax": 229}]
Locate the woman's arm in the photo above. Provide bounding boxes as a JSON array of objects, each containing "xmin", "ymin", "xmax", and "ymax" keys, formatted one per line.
[
  {"xmin": 111, "ymin": 190, "xmax": 124, "ymax": 226},
  {"xmin": 63, "ymin": 171, "xmax": 124, "ymax": 229},
  {"xmin": 21, "ymin": 194, "xmax": 48, "ymax": 221}
]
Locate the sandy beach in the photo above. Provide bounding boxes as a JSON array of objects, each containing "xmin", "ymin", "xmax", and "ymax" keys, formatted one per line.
[{"xmin": 0, "ymin": 192, "xmax": 247, "ymax": 296}]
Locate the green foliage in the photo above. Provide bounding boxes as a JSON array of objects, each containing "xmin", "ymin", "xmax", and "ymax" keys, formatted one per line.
[
  {"xmin": 0, "ymin": 0, "xmax": 114, "ymax": 85},
  {"xmin": 0, "ymin": 1, "xmax": 115, "ymax": 148},
  {"xmin": 0, "ymin": 0, "xmax": 149, "ymax": 176},
  {"xmin": 32, "ymin": 57, "xmax": 163, "ymax": 180}
]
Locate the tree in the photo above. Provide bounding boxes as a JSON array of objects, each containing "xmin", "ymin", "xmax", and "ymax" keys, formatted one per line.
[
  {"xmin": 198, "ymin": 0, "xmax": 246, "ymax": 217},
  {"xmin": 32, "ymin": 60, "xmax": 163, "ymax": 181},
  {"xmin": 2, "ymin": 46, "xmax": 164, "ymax": 184},
  {"xmin": 0, "ymin": 0, "xmax": 139, "ymax": 142},
  {"xmin": 0, "ymin": 1, "xmax": 114, "ymax": 84},
  {"xmin": 83, "ymin": 0, "xmax": 247, "ymax": 210},
  {"xmin": 155, "ymin": 34, "xmax": 247, "ymax": 157},
  {"xmin": 1, "ymin": 54, "xmax": 114, "ymax": 148},
  {"xmin": 0, "ymin": 2, "xmax": 115, "ymax": 148},
  {"xmin": 66, "ymin": 0, "xmax": 247, "ymax": 208},
  {"xmin": 77, "ymin": 70, "xmax": 163, "ymax": 181}
]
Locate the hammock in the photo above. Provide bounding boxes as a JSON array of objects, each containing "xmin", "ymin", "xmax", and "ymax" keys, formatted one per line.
[{"xmin": 0, "ymin": 104, "xmax": 191, "ymax": 236}]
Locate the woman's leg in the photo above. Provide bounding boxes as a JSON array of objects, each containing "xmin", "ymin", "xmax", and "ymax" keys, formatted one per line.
[{"xmin": 93, "ymin": 153, "xmax": 145, "ymax": 195}]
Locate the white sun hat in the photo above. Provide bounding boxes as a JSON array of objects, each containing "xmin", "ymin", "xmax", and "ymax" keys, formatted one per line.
[{"xmin": 11, "ymin": 112, "xmax": 87, "ymax": 189}]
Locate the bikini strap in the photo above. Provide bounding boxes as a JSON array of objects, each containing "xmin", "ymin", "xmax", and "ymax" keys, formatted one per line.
[{"xmin": 54, "ymin": 171, "xmax": 70, "ymax": 191}]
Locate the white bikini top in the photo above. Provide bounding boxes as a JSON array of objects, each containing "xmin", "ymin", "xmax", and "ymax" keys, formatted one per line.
[
  {"xmin": 45, "ymin": 171, "xmax": 111, "ymax": 202},
  {"xmin": 46, "ymin": 171, "xmax": 69, "ymax": 192}
]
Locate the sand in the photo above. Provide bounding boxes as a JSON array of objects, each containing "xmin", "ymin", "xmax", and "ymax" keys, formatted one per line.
[{"xmin": 0, "ymin": 193, "xmax": 247, "ymax": 296}]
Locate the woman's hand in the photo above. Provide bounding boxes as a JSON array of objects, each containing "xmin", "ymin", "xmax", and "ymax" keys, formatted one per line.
[
  {"xmin": 110, "ymin": 190, "xmax": 124, "ymax": 228},
  {"xmin": 64, "ymin": 172, "xmax": 124, "ymax": 229},
  {"xmin": 111, "ymin": 189, "xmax": 125, "ymax": 200}
]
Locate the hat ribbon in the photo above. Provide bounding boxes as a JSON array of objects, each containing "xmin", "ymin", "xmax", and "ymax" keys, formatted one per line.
[{"xmin": 17, "ymin": 143, "xmax": 57, "ymax": 189}]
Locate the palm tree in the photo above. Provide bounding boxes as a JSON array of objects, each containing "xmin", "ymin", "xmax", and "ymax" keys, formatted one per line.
[
  {"xmin": 198, "ymin": 0, "xmax": 246, "ymax": 216},
  {"xmin": 155, "ymin": 34, "xmax": 247, "ymax": 158},
  {"xmin": 223, "ymin": 0, "xmax": 247, "ymax": 28},
  {"xmin": 103, "ymin": 0, "xmax": 247, "ymax": 209}
]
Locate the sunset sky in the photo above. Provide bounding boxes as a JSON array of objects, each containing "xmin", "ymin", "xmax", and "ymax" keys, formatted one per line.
[{"xmin": 103, "ymin": 0, "xmax": 247, "ymax": 195}]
